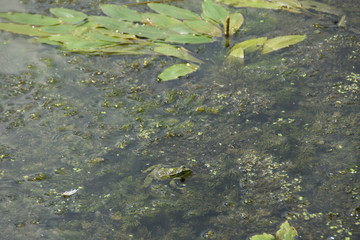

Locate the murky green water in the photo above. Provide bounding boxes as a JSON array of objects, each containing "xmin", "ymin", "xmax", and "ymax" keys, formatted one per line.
[{"xmin": 0, "ymin": 0, "xmax": 359, "ymax": 239}]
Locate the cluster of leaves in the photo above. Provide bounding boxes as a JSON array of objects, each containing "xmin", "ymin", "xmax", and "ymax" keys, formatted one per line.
[
  {"xmin": 0, "ymin": 0, "xmax": 307, "ymax": 81},
  {"xmin": 250, "ymin": 221, "xmax": 298, "ymax": 240}
]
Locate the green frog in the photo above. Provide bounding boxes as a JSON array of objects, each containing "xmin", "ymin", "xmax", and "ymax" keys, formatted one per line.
[{"xmin": 142, "ymin": 164, "xmax": 192, "ymax": 188}]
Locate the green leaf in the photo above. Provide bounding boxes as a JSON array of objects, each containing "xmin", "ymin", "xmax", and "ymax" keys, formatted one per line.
[
  {"xmin": 50, "ymin": 8, "xmax": 88, "ymax": 24},
  {"xmin": 184, "ymin": 20, "xmax": 222, "ymax": 37},
  {"xmin": 202, "ymin": 0, "xmax": 228, "ymax": 25},
  {"xmin": 275, "ymin": 221, "xmax": 298, "ymax": 240},
  {"xmin": 0, "ymin": 22, "xmax": 51, "ymax": 36},
  {"xmin": 93, "ymin": 44, "xmax": 155, "ymax": 55},
  {"xmin": 40, "ymin": 24, "xmax": 77, "ymax": 34},
  {"xmin": 148, "ymin": 3, "xmax": 200, "ymax": 20},
  {"xmin": 81, "ymin": 28, "xmax": 136, "ymax": 43},
  {"xmin": 249, "ymin": 233, "xmax": 275, "ymax": 240},
  {"xmin": 140, "ymin": 13, "xmax": 180, "ymax": 27},
  {"xmin": 228, "ymin": 12, "xmax": 244, "ymax": 35},
  {"xmin": 100, "ymin": 4, "xmax": 143, "ymax": 22},
  {"xmin": 261, "ymin": 34, "xmax": 306, "ymax": 54},
  {"xmin": 165, "ymin": 34, "xmax": 214, "ymax": 44},
  {"xmin": 154, "ymin": 45, "xmax": 203, "ymax": 63},
  {"xmin": 47, "ymin": 34, "xmax": 116, "ymax": 51},
  {"xmin": 89, "ymin": 16, "xmax": 134, "ymax": 32},
  {"xmin": 231, "ymin": 37, "xmax": 267, "ymax": 53},
  {"xmin": 228, "ymin": 46, "xmax": 244, "ymax": 64},
  {"xmin": 0, "ymin": 12, "xmax": 60, "ymax": 25},
  {"xmin": 158, "ymin": 63, "xmax": 199, "ymax": 81},
  {"xmin": 125, "ymin": 24, "xmax": 168, "ymax": 40}
]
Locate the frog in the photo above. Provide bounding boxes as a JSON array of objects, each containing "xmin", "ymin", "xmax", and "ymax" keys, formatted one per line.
[{"xmin": 142, "ymin": 164, "xmax": 192, "ymax": 188}]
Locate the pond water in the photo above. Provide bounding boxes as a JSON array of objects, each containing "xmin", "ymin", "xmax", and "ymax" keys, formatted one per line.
[{"xmin": 0, "ymin": 0, "xmax": 359, "ymax": 239}]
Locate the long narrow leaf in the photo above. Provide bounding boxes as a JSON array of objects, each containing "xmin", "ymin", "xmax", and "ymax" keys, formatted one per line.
[
  {"xmin": 158, "ymin": 63, "xmax": 199, "ymax": 81},
  {"xmin": 148, "ymin": 3, "xmax": 200, "ymax": 20},
  {"xmin": 154, "ymin": 45, "xmax": 203, "ymax": 63},
  {"xmin": 50, "ymin": 8, "xmax": 88, "ymax": 24},
  {"xmin": 100, "ymin": 4, "xmax": 143, "ymax": 22},
  {"xmin": 184, "ymin": 20, "xmax": 222, "ymax": 37},
  {"xmin": 0, "ymin": 12, "xmax": 60, "ymax": 25},
  {"xmin": 231, "ymin": 37, "xmax": 267, "ymax": 53},
  {"xmin": 261, "ymin": 35, "xmax": 306, "ymax": 54},
  {"xmin": 0, "ymin": 22, "xmax": 51, "ymax": 36},
  {"xmin": 165, "ymin": 34, "xmax": 213, "ymax": 44},
  {"xmin": 202, "ymin": 0, "xmax": 228, "ymax": 25}
]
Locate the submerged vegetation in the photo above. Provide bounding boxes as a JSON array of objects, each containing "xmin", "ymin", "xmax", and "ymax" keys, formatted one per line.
[
  {"xmin": 0, "ymin": 0, "xmax": 358, "ymax": 239},
  {"xmin": 0, "ymin": 0, "xmax": 315, "ymax": 80}
]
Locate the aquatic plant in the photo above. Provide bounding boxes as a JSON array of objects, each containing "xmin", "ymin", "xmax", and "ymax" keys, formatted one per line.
[
  {"xmin": 250, "ymin": 221, "xmax": 298, "ymax": 240},
  {"xmin": 0, "ymin": 0, "xmax": 308, "ymax": 80}
]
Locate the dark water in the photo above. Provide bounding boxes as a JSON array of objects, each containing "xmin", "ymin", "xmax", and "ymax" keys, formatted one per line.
[{"xmin": 0, "ymin": 0, "xmax": 359, "ymax": 239}]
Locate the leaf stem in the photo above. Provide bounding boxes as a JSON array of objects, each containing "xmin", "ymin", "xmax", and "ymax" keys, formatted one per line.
[{"xmin": 224, "ymin": 15, "xmax": 230, "ymax": 47}]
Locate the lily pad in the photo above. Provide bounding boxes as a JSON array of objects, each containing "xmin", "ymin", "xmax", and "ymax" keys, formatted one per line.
[
  {"xmin": 158, "ymin": 63, "xmax": 199, "ymax": 81},
  {"xmin": 261, "ymin": 35, "xmax": 306, "ymax": 54}
]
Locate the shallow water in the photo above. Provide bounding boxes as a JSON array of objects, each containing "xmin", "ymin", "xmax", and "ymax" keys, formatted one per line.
[{"xmin": 0, "ymin": 0, "xmax": 359, "ymax": 239}]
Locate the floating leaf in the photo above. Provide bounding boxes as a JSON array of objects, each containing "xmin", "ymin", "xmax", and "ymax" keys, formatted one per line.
[
  {"xmin": 167, "ymin": 24, "xmax": 199, "ymax": 35},
  {"xmin": 148, "ymin": 3, "xmax": 200, "ymax": 20},
  {"xmin": 0, "ymin": 12, "xmax": 60, "ymax": 25},
  {"xmin": 231, "ymin": 37, "xmax": 267, "ymax": 53},
  {"xmin": 228, "ymin": 12, "xmax": 244, "ymax": 35},
  {"xmin": 154, "ymin": 45, "xmax": 203, "ymax": 63},
  {"xmin": 47, "ymin": 34, "xmax": 116, "ymax": 51},
  {"xmin": 89, "ymin": 16, "xmax": 137, "ymax": 34},
  {"xmin": 202, "ymin": 0, "xmax": 229, "ymax": 25},
  {"xmin": 228, "ymin": 46, "xmax": 244, "ymax": 64},
  {"xmin": 100, "ymin": 4, "xmax": 143, "ymax": 22},
  {"xmin": 158, "ymin": 63, "xmax": 199, "ymax": 81},
  {"xmin": 50, "ymin": 8, "xmax": 88, "ymax": 24},
  {"xmin": 125, "ymin": 24, "xmax": 169, "ymax": 40},
  {"xmin": 184, "ymin": 20, "xmax": 222, "ymax": 37},
  {"xmin": 261, "ymin": 35, "xmax": 306, "ymax": 54},
  {"xmin": 40, "ymin": 24, "xmax": 77, "ymax": 34},
  {"xmin": 275, "ymin": 221, "xmax": 298, "ymax": 240},
  {"xmin": 94, "ymin": 44, "xmax": 155, "ymax": 55},
  {"xmin": 165, "ymin": 34, "xmax": 214, "ymax": 44},
  {"xmin": 0, "ymin": 22, "xmax": 51, "ymax": 36},
  {"xmin": 142, "ymin": 13, "xmax": 182, "ymax": 26},
  {"xmin": 250, "ymin": 233, "xmax": 275, "ymax": 240}
]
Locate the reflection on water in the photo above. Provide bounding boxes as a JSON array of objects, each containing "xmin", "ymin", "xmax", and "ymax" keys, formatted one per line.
[{"xmin": 0, "ymin": 0, "xmax": 359, "ymax": 239}]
